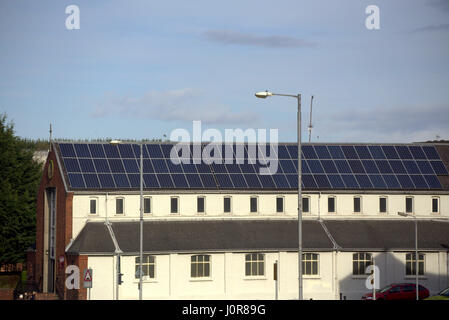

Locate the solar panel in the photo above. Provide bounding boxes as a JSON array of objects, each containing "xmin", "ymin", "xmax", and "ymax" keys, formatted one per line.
[
  {"xmin": 185, "ymin": 174, "xmax": 203, "ymax": 188},
  {"xmin": 422, "ymin": 146, "xmax": 440, "ymax": 160},
  {"xmin": 341, "ymin": 146, "xmax": 358, "ymax": 159},
  {"xmin": 369, "ymin": 146, "xmax": 386, "ymax": 159},
  {"xmin": 74, "ymin": 144, "xmax": 91, "ymax": 158},
  {"xmin": 58, "ymin": 142, "xmax": 448, "ymax": 191},
  {"xmin": 68, "ymin": 173, "xmax": 85, "ymax": 188},
  {"xmin": 83, "ymin": 173, "xmax": 100, "ymax": 188},
  {"xmin": 430, "ymin": 161, "xmax": 449, "ymax": 175},
  {"xmin": 113, "ymin": 174, "xmax": 130, "ymax": 188},
  {"xmin": 328, "ymin": 146, "xmax": 345, "ymax": 159},
  {"xmin": 302, "ymin": 145, "xmax": 318, "ymax": 159},
  {"xmin": 355, "ymin": 146, "xmax": 372, "ymax": 159},
  {"xmin": 229, "ymin": 174, "xmax": 248, "ymax": 188},
  {"xmin": 314, "ymin": 145, "xmax": 331, "ymax": 159}
]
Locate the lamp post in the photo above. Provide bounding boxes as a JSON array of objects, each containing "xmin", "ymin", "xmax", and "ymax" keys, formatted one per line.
[
  {"xmin": 111, "ymin": 140, "xmax": 144, "ymax": 300},
  {"xmin": 398, "ymin": 212, "xmax": 419, "ymax": 300},
  {"xmin": 255, "ymin": 90, "xmax": 303, "ymax": 300}
]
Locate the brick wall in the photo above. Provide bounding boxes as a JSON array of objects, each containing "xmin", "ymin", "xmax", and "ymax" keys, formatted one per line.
[
  {"xmin": 32, "ymin": 145, "xmax": 74, "ymax": 299},
  {"xmin": 0, "ymin": 289, "xmax": 14, "ymax": 300}
]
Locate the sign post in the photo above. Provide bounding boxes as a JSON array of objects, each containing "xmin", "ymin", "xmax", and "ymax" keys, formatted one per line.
[{"xmin": 83, "ymin": 268, "xmax": 93, "ymax": 300}]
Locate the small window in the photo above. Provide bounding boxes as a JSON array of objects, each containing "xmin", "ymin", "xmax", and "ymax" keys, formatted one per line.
[
  {"xmin": 89, "ymin": 198, "xmax": 97, "ymax": 215},
  {"xmin": 353, "ymin": 253, "xmax": 372, "ymax": 275},
  {"xmin": 250, "ymin": 197, "xmax": 258, "ymax": 213},
  {"xmin": 224, "ymin": 197, "xmax": 231, "ymax": 213},
  {"xmin": 379, "ymin": 197, "xmax": 387, "ymax": 213},
  {"xmin": 245, "ymin": 253, "xmax": 265, "ymax": 276},
  {"xmin": 328, "ymin": 196, "xmax": 336, "ymax": 213},
  {"xmin": 303, "ymin": 253, "xmax": 319, "ymax": 275},
  {"xmin": 406, "ymin": 197, "xmax": 413, "ymax": 213},
  {"xmin": 302, "ymin": 197, "xmax": 310, "ymax": 213},
  {"xmin": 116, "ymin": 198, "xmax": 124, "ymax": 214},
  {"xmin": 197, "ymin": 196, "xmax": 205, "ymax": 213},
  {"xmin": 406, "ymin": 253, "xmax": 424, "ymax": 276},
  {"xmin": 143, "ymin": 197, "xmax": 151, "ymax": 214},
  {"xmin": 191, "ymin": 255, "xmax": 211, "ymax": 278},
  {"xmin": 276, "ymin": 197, "xmax": 284, "ymax": 213},
  {"xmin": 354, "ymin": 197, "xmax": 361, "ymax": 213},
  {"xmin": 171, "ymin": 197, "xmax": 179, "ymax": 214},
  {"xmin": 135, "ymin": 255, "xmax": 155, "ymax": 279},
  {"xmin": 432, "ymin": 197, "xmax": 439, "ymax": 213}
]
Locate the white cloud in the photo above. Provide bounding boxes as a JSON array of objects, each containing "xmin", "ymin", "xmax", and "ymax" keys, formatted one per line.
[{"xmin": 92, "ymin": 88, "xmax": 260, "ymax": 125}]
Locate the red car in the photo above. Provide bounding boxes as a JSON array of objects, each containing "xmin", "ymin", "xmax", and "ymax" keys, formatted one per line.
[{"xmin": 362, "ymin": 283, "xmax": 430, "ymax": 300}]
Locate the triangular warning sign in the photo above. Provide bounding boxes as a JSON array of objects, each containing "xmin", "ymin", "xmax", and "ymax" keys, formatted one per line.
[{"xmin": 84, "ymin": 269, "xmax": 92, "ymax": 281}]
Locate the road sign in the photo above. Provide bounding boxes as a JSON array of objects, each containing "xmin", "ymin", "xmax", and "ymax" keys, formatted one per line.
[{"xmin": 83, "ymin": 268, "xmax": 93, "ymax": 288}]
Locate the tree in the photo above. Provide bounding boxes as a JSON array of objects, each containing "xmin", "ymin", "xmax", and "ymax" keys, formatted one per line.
[{"xmin": 0, "ymin": 114, "xmax": 42, "ymax": 264}]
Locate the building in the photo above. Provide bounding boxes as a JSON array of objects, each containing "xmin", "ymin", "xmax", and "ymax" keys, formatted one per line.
[{"xmin": 28, "ymin": 142, "xmax": 449, "ymax": 300}]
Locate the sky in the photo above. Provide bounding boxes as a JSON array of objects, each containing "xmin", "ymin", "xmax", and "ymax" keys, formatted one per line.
[{"xmin": 0, "ymin": 0, "xmax": 449, "ymax": 143}]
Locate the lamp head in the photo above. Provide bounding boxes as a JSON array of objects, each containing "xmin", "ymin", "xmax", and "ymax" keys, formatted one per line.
[
  {"xmin": 255, "ymin": 91, "xmax": 273, "ymax": 99},
  {"xmin": 109, "ymin": 140, "xmax": 122, "ymax": 145},
  {"xmin": 398, "ymin": 212, "xmax": 409, "ymax": 217}
]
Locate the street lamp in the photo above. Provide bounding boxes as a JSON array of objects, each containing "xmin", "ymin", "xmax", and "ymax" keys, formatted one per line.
[
  {"xmin": 255, "ymin": 90, "xmax": 303, "ymax": 300},
  {"xmin": 111, "ymin": 140, "xmax": 144, "ymax": 300},
  {"xmin": 398, "ymin": 212, "xmax": 419, "ymax": 300}
]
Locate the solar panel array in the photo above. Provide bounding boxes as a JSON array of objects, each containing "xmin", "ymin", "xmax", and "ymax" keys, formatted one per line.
[{"xmin": 57, "ymin": 143, "xmax": 448, "ymax": 191}]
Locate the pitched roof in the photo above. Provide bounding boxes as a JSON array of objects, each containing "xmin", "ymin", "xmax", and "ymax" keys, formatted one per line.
[{"xmin": 65, "ymin": 219, "xmax": 449, "ymax": 255}]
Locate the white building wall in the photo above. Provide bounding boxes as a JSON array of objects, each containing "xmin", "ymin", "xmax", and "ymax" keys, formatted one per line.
[{"xmin": 71, "ymin": 193, "xmax": 449, "ymax": 239}]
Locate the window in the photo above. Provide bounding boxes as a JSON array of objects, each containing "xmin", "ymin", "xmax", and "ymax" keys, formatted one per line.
[
  {"xmin": 135, "ymin": 255, "xmax": 155, "ymax": 279},
  {"xmin": 224, "ymin": 197, "xmax": 231, "ymax": 213},
  {"xmin": 89, "ymin": 198, "xmax": 97, "ymax": 215},
  {"xmin": 353, "ymin": 253, "xmax": 372, "ymax": 275},
  {"xmin": 432, "ymin": 197, "xmax": 439, "ymax": 214},
  {"xmin": 170, "ymin": 197, "xmax": 179, "ymax": 214},
  {"xmin": 276, "ymin": 197, "xmax": 284, "ymax": 213},
  {"xmin": 406, "ymin": 253, "xmax": 424, "ymax": 276},
  {"xmin": 191, "ymin": 255, "xmax": 210, "ymax": 278},
  {"xmin": 116, "ymin": 198, "xmax": 124, "ymax": 214},
  {"xmin": 328, "ymin": 196, "xmax": 336, "ymax": 213},
  {"xmin": 250, "ymin": 197, "xmax": 258, "ymax": 213},
  {"xmin": 379, "ymin": 197, "xmax": 387, "ymax": 213},
  {"xmin": 302, "ymin": 253, "xmax": 319, "ymax": 275},
  {"xmin": 245, "ymin": 253, "xmax": 265, "ymax": 276},
  {"xmin": 302, "ymin": 197, "xmax": 310, "ymax": 213},
  {"xmin": 143, "ymin": 197, "xmax": 151, "ymax": 214},
  {"xmin": 197, "ymin": 196, "xmax": 205, "ymax": 213},
  {"xmin": 406, "ymin": 197, "xmax": 413, "ymax": 213},
  {"xmin": 353, "ymin": 197, "xmax": 361, "ymax": 213}
]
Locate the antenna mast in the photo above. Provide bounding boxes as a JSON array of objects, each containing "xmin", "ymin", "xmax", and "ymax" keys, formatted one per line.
[
  {"xmin": 49, "ymin": 123, "xmax": 52, "ymax": 152},
  {"xmin": 308, "ymin": 95, "xmax": 314, "ymax": 143}
]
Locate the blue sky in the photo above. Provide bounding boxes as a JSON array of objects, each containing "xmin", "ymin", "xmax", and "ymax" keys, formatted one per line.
[{"xmin": 1, "ymin": 0, "xmax": 448, "ymax": 143}]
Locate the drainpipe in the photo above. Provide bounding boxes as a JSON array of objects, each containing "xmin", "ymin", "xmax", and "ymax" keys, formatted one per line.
[{"xmin": 105, "ymin": 193, "xmax": 109, "ymax": 223}]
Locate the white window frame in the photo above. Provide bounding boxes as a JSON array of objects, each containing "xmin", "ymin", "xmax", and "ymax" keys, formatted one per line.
[
  {"xmin": 276, "ymin": 196, "xmax": 284, "ymax": 213},
  {"xmin": 115, "ymin": 197, "xmax": 125, "ymax": 215},
  {"xmin": 405, "ymin": 253, "xmax": 425, "ymax": 277},
  {"xmin": 143, "ymin": 196, "xmax": 152, "ymax": 215},
  {"xmin": 406, "ymin": 196, "xmax": 414, "ymax": 214},
  {"xmin": 327, "ymin": 196, "xmax": 336, "ymax": 214},
  {"xmin": 302, "ymin": 196, "xmax": 311, "ymax": 214},
  {"xmin": 250, "ymin": 196, "xmax": 258, "ymax": 214},
  {"xmin": 170, "ymin": 196, "xmax": 179, "ymax": 214},
  {"xmin": 353, "ymin": 196, "xmax": 362, "ymax": 214},
  {"xmin": 89, "ymin": 197, "xmax": 98, "ymax": 215},
  {"xmin": 244, "ymin": 253, "xmax": 265, "ymax": 278},
  {"xmin": 224, "ymin": 196, "xmax": 232, "ymax": 214},
  {"xmin": 302, "ymin": 253, "xmax": 320, "ymax": 277},
  {"xmin": 135, "ymin": 255, "xmax": 156, "ymax": 280},
  {"xmin": 431, "ymin": 197, "xmax": 440, "ymax": 214},
  {"xmin": 379, "ymin": 196, "xmax": 388, "ymax": 214},
  {"xmin": 190, "ymin": 254, "xmax": 211, "ymax": 279},
  {"xmin": 197, "ymin": 196, "xmax": 206, "ymax": 215}
]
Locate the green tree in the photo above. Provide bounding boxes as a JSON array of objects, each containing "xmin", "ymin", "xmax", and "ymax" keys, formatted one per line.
[{"xmin": 0, "ymin": 114, "xmax": 42, "ymax": 264}]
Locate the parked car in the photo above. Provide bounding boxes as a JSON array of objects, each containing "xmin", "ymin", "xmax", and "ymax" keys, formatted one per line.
[
  {"xmin": 425, "ymin": 287, "xmax": 449, "ymax": 300},
  {"xmin": 362, "ymin": 283, "xmax": 430, "ymax": 300}
]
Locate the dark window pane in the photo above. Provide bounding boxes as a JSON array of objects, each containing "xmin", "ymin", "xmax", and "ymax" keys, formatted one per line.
[
  {"xmin": 380, "ymin": 197, "xmax": 387, "ymax": 212},
  {"xmin": 432, "ymin": 198, "xmax": 439, "ymax": 213},
  {"xmin": 250, "ymin": 197, "xmax": 258, "ymax": 212},
  {"xmin": 302, "ymin": 197, "xmax": 310, "ymax": 213},
  {"xmin": 116, "ymin": 198, "xmax": 124, "ymax": 214},
  {"xmin": 406, "ymin": 197, "xmax": 413, "ymax": 213},
  {"xmin": 328, "ymin": 197, "xmax": 335, "ymax": 212},
  {"xmin": 276, "ymin": 197, "xmax": 284, "ymax": 212},
  {"xmin": 224, "ymin": 197, "xmax": 231, "ymax": 213},
  {"xmin": 144, "ymin": 198, "xmax": 151, "ymax": 213},
  {"xmin": 90, "ymin": 199, "xmax": 96, "ymax": 214},
  {"xmin": 171, "ymin": 197, "xmax": 178, "ymax": 213},
  {"xmin": 354, "ymin": 197, "xmax": 361, "ymax": 213},
  {"xmin": 197, "ymin": 197, "xmax": 205, "ymax": 213}
]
